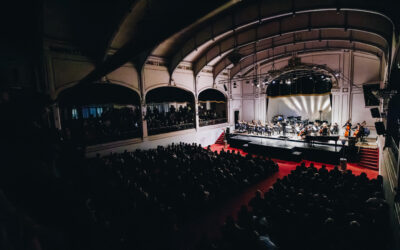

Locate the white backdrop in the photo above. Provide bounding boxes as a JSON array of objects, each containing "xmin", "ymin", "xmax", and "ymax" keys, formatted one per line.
[{"xmin": 267, "ymin": 94, "xmax": 332, "ymax": 122}]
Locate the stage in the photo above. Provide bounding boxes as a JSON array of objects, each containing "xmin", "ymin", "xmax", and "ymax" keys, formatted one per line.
[{"xmin": 228, "ymin": 132, "xmax": 345, "ymax": 165}]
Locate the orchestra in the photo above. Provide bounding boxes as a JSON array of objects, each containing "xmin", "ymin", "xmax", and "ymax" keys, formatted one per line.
[{"xmin": 237, "ymin": 116, "xmax": 366, "ymax": 141}]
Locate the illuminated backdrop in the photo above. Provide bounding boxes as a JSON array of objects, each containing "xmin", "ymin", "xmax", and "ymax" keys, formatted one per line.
[{"xmin": 266, "ymin": 94, "xmax": 331, "ymax": 122}]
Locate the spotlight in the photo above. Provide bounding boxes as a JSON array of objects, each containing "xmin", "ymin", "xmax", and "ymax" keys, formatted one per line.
[
  {"xmin": 272, "ymin": 80, "xmax": 276, "ymax": 84},
  {"xmin": 335, "ymin": 72, "xmax": 340, "ymax": 77},
  {"xmin": 321, "ymin": 75, "xmax": 325, "ymax": 79},
  {"xmin": 309, "ymin": 75, "xmax": 313, "ymax": 80}
]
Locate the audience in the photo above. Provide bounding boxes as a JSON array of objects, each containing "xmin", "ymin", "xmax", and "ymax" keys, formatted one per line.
[
  {"xmin": 201, "ymin": 163, "xmax": 389, "ymax": 250},
  {"xmin": 65, "ymin": 106, "xmax": 142, "ymax": 145},
  {"xmin": 146, "ymin": 105, "xmax": 195, "ymax": 134},
  {"xmin": 198, "ymin": 107, "xmax": 227, "ymax": 126},
  {"xmin": 84, "ymin": 143, "xmax": 278, "ymax": 249}
]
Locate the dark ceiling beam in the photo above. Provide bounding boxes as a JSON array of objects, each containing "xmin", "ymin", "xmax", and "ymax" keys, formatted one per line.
[
  {"xmin": 212, "ymin": 29, "xmax": 387, "ymax": 78},
  {"xmin": 192, "ymin": 11, "xmax": 391, "ymax": 77},
  {"xmin": 167, "ymin": 2, "xmax": 394, "ymax": 77}
]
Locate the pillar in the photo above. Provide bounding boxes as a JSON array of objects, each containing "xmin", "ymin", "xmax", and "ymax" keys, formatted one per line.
[{"xmin": 195, "ymin": 98, "xmax": 200, "ymax": 131}]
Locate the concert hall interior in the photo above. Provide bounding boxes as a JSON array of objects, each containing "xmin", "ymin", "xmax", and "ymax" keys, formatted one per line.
[{"xmin": 2, "ymin": 0, "xmax": 400, "ymax": 250}]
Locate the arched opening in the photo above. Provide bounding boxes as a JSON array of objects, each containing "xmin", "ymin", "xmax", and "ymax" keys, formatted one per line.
[
  {"xmin": 58, "ymin": 83, "xmax": 142, "ymax": 145},
  {"xmin": 198, "ymin": 89, "xmax": 227, "ymax": 127},
  {"xmin": 145, "ymin": 87, "xmax": 195, "ymax": 135},
  {"xmin": 266, "ymin": 70, "xmax": 333, "ymax": 123}
]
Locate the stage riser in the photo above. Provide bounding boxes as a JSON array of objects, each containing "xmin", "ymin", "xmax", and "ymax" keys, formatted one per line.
[{"xmin": 229, "ymin": 135, "xmax": 343, "ymax": 165}]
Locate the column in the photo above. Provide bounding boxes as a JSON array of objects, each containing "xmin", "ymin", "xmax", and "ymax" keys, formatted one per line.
[
  {"xmin": 195, "ymin": 98, "xmax": 200, "ymax": 131},
  {"xmin": 141, "ymin": 102, "xmax": 148, "ymax": 140}
]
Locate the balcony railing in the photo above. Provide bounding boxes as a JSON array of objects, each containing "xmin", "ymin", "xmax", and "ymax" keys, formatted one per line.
[
  {"xmin": 199, "ymin": 118, "xmax": 227, "ymax": 127},
  {"xmin": 148, "ymin": 122, "xmax": 195, "ymax": 135}
]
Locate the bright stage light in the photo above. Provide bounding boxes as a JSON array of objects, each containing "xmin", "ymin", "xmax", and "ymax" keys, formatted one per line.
[
  {"xmin": 321, "ymin": 98, "xmax": 330, "ymax": 110},
  {"xmin": 282, "ymin": 97, "xmax": 296, "ymax": 110},
  {"xmin": 291, "ymin": 96, "xmax": 302, "ymax": 111},
  {"xmin": 311, "ymin": 96, "xmax": 315, "ymax": 114},
  {"xmin": 300, "ymin": 96, "xmax": 308, "ymax": 114}
]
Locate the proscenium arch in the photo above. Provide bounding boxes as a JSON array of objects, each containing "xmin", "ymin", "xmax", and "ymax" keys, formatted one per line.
[
  {"xmin": 212, "ymin": 28, "xmax": 387, "ymax": 79},
  {"xmin": 264, "ymin": 65, "xmax": 339, "ymax": 90},
  {"xmin": 167, "ymin": 5, "xmax": 394, "ymax": 77}
]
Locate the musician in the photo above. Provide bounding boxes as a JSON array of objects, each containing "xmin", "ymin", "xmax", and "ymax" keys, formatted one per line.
[
  {"xmin": 354, "ymin": 121, "xmax": 366, "ymax": 139},
  {"xmin": 294, "ymin": 123, "xmax": 301, "ymax": 135},
  {"xmin": 320, "ymin": 122, "xmax": 329, "ymax": 136},
  {"xmin": 312, "ymin": 122, "xmax": 320, "ymax": 134},
  {"xmin": 248, "ymin": 120, "xmax": 256, "ymax": 134},
  {"xmin": 298, "ymin": 125, "xmax": 310, "ymax": 138},
  {"xmin": 276, "ymin": 122, "xmax": 282, "ymax": 135},
  {"xmin": 266, "ymin": 122, "xmax": 272, "ymax": 136},
  {"xmin": 343, "ymin": 119, "xmax": 352, "ymax": 137},
  {"xmin": 256, "ymin": 120, "xmax": 263, "ymax": 135},
  {"xmin": 330, "ymin": 122, "xmax": 339, "ymax": 135},
  {"xmin": 281, "ymin": 119, "xmax": 287, "ymax": 136}
]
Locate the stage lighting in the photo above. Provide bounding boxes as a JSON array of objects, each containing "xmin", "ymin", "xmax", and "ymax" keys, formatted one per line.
[
  {"xmin": 335, "ymin": 72, "xmax": 340, "ymax": 77},
  {"xmin": 272, "ymin": 80, "xmax": 276, "ymax": 84},
  {"xmin": 321, "ymin": 75, "xmax": 325, "ymax": 79}
]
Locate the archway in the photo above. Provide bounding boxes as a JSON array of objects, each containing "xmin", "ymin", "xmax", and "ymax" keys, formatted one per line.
[
  {"xmin": 58, "ymin": 83, "xmax": 142, "ymax": 145},
  {"xmin": 198, "ymin": 89, "xmax": 227, "ymax": 127},
  {"xmin": 145, "ymin": 87, "xmax": 195, "ymax": 135}
]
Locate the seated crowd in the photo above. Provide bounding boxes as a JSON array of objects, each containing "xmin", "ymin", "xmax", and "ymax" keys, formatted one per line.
[
  {"xmin": 85, "ymin": 143, "xmax": 278, "ymax": 249},
  {"xmin": 66, "ymin": 107, "xmax": 142, "ymax": 145},
  {"xmin": 199, "ymin": 108, "xmax": 227, "ymax": 126},
  {"xmin": 202, "ymin": 163, "xmax": 389, "ymax": 250},
  {"xmin": 146, "ymin": 105, "xmax": 195, "ymax": 134}
]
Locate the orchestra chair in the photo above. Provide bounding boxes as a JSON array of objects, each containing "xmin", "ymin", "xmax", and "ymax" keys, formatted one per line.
[{"xmin": 361, "ymin": 127, "xmax": 370, "ymax": 143}]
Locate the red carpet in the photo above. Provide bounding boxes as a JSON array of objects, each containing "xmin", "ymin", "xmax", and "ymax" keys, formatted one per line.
[
  {"xmin": 207, "ymin": 144, "xmax": 378, "ymax": 179},
  {"xmin": 177, "ymin": 144, "xmax": 379, "ymax": 249}
]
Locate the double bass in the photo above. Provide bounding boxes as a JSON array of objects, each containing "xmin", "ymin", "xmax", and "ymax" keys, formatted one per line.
[{"xmin": 343, "ymin": 119, "xmax": 352, "ymax": 138}]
